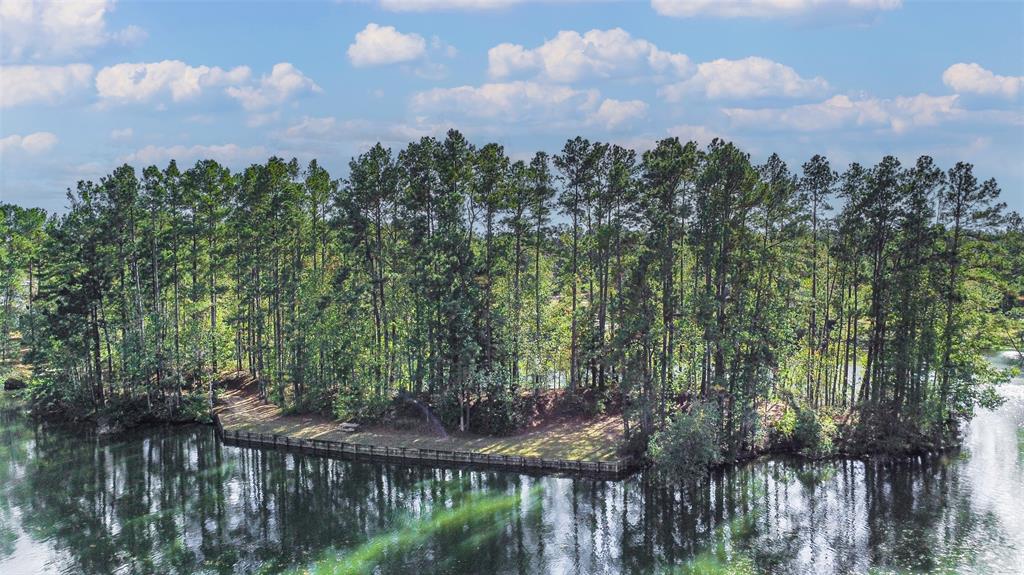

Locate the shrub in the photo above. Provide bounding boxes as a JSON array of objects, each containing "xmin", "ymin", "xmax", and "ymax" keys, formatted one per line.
[
  {"xmin": 176, "ymin": 392, "xmax": 213, "ymax": 424},
  {"xmin": 793, "ymin": 408, "xmax": 820, "ymax": 450},
  {"xmin": 774, "ymin": 407, "xmax": 797, "ymax": 440},
  {"xmin": 785, "ymin": 407, "xmax": 837, "ymax": 456},
  {"xmin": 435, "ymin": 369, "xmax": 534, "ymax": 435},
  {"xmin": 649, "ymin": 401, "xmax": 723, "ymax": 483},
  {"xmin": 334, "ymin": 388, "xmax": 391, "ymax": 423}
]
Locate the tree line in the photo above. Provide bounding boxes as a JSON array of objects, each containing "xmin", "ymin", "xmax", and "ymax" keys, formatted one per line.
[{"xmin": 1, "ymin": 130, "xmax": 1017, "ymax": 456}]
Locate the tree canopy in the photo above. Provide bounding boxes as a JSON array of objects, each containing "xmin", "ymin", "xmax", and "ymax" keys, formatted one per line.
[{"xmin": 2, "ymin": 130, "xmax": 1018, "ymax": 458}]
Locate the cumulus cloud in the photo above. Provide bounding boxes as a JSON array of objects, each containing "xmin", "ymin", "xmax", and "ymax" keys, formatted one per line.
[
  {"xmin": 121, "ymin": 143, "xmax": 268, "ymax": 166},
  {"xmin": 348, "ymin": 23, "xmax": 427, "ymax": 67},
  {"xmin": 660, "ymin": 57, "xmax": 829, "ymax": 100},
  {"xmin": 0, "ymin": 0, "xmax": 145, "ymax": 61},
  {"xmin": 0, "ymin": 132, "xmax": 58, "ymax": 154},
  {"xmin": 588, "ymin": 98, "xmax": 648, "ymax": 129},
  {"xmin": 722, "ymin": 93, "xmax": 961, "ymax": 133},
  {"xmin": 95, "ymin": 60, "xmax": 252, "ymax": 103},
  {"xmin": 411, "ymin": 81, "xmax": 598, "ymax": 121},
  {"xmin": 943, "ymin": 63, "xmax": 1023, "ymax": 99},
  {"xmin": 488, "ymin": 28, "xmax": 690, "ymax": 82},
  {"xmin": 379, "ymin": 0, "xmax": 521, "ymax": 11},
  {"xmin": 0, "ymin": 64, "xmax": 93, "ymax": 107},
  {"xmin": 225, "ymin": 63, "xmax": 321, "ymax": 110},
  {"xmin": 650, "ymin": 0, "xmax": 901, "ymax": 20},
  {"xmin": 487, "ymin": 29, "xmax": 824, "ymax": 103},
  {"xmin": 95, "ymin": 61, "xmax": 319, "ymax": 111}
]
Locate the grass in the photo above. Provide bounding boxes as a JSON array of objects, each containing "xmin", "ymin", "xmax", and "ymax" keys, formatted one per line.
[{"xmin": 216, "ymin": 387, "xmax": 624, "ymax": 462}]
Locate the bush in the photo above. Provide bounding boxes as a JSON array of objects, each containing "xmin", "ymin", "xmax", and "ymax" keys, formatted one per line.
[
  {"xmin": 790, "ymin": 408, "xmax": 837, "ymax": 456},
  {"xmin": 175, "ymin": 392, "xmax": 213, "ymax": 424},
  {"xmin": 774, "ymin": 407, "xmax": 797, "ymax": 440},
  {"xmin": 435, "ymin": 369, "xmax": 534, "ymax": 435},
  {"xmin": 793, "ymin": 408, "xmax": 820, "ymax": 450},
  {"xmin": 334, "ymin": 387, "xmax": 391, "ymax": 423},
  {"xmin": 649, "ymin": 401, "xmax": 723, "ymax": 483}
]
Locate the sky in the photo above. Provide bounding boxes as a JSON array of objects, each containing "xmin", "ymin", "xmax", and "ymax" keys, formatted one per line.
[{"xmin": 1, "ymin": 0, "xmax": 1022, "ymax": 213}]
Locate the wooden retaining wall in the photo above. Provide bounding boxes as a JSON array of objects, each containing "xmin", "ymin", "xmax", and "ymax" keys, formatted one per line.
[{"xmin": 213, "ymin": 414, "xmax": 634, "ymax": 478}]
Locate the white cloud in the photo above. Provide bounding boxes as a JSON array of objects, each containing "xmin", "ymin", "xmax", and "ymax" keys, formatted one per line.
[
  {"xmin": 660, "ymin": 57, "xmax": 828, "ymax": 100},
  {"xmin": 723, "ymin": 93, "xmax": 961, "ymax": 133},
  {"xmin": 411, "ymin": 81, "xmax": 598, "ymax": 121},
  {"xmin": 942, "ymin": 63, "xmax": 1023, "ymax": 99},
  {"xmin": 588, "ymin": 98, "xmax": 648, "ymax": 129},
  {"xmin": 348, "ymin": 23, "xmax": 427, "ymax": 67},
  {"xmin": 379, "ymin": 0, "xmax": 521, "ymax": 11},
  {"xmin": 121, "ymin": 143, "xmax": 268, "ymax": 166},
  {"xmin": 0, "ymin": 64, "xmax": 93, "ymax": 107},
  {"xmin": 95, "ymin": 61, "xmax": 318, "ymax": 111},
  {"xmin": 96, "ymin": 60, "xmax": 251, "ymax": 104},
  {"xmin": 488, "ymin": 28, "xmax": 690, "ymax": 82},
  {"xmin": 650, "ymin": 0, "xmax": 901, "ymax": 20},
  {"xmin": 0, "ymin": 132, "xmax": 58, "ymax": 154},
  {"xmin": 109, "ymin": 128, "xmax": 133, "ymax": 140},
  {"xmin": 225, "ymin": 63, "xmax": 321, "ymax": 110},
  {"xmin": 0, "ymin": 0, "xmax": 145, "ymax": 61}
]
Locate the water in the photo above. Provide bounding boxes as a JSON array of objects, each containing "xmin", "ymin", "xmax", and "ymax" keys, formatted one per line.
[{"xmin": 0, "ymin": 355, "xmax": 1020, "ymax": 574}]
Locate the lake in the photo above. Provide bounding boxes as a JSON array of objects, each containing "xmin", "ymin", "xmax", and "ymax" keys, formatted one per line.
[{"xmin": 1, "ymin": 353, "xmax": 1021, "ymax": 574}]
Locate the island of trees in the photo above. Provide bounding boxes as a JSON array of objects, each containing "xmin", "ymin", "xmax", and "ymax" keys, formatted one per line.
[{"xmin": 2, "ymin": 130, "xmax": 1021, "ymax": 477}]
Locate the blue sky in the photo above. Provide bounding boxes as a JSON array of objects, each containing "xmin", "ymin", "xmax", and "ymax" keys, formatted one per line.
[{"xmin": 1, "ymin": 0, "xmax": 1022, "ymax": 212}]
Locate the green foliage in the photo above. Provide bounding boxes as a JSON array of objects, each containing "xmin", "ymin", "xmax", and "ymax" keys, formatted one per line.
[
  {"xmin": 793, "ymin": 408, "xmax": 838, "ymax": 456},
  {"xmin": 0, "ymin": 131, "xmax": 1014, "ymax": 460},
  {"xmin": 465, "ymin": 370, "xmax": 534, "ymax": 435},
  {"xmin": 775, "ymin": 407, "xmax": 797, "ymax": 440},
  {"xmin": 334, "ymin": 387, "xmax": 391, "ymax": 424},
  {"xmin": 649, "ymin": 402, "xmax": 723, "ymax": 482},
  {"xmin": 771, "ymin": 405, "xmax": 837, "ymax": 456}
]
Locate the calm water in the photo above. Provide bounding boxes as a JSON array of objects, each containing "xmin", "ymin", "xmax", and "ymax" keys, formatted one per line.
[{"xmin": 1, "ymin": 355, "xmax": 1021, "ymax": 574}]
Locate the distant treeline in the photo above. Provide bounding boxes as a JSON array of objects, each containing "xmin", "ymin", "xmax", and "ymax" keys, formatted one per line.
[{"xmin": 1, "ymin": 130, "xmax": 1020, "ymax": 455}]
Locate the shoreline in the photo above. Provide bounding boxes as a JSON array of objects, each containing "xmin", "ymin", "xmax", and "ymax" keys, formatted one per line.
[
  {"xmin": 213, "ymin": 386, "xmax": 637, "ymax": 477},
  {"xmin": 2, "ymin": 388, "xmax": 969, "ymax": 480},
  {"xmin": 213, "ymin": 413, "xmax": 636, "ymax": 478}
]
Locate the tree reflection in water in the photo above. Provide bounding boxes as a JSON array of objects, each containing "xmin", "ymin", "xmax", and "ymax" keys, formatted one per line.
[{"xmin": 0, "ymin": 386, "xmax": 1021, "ymax": 575}]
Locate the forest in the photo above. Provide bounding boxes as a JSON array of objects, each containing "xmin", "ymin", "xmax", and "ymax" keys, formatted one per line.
[{"xmin": 2, "ymin": 130, "xmax": 1021, "ymax": 472}]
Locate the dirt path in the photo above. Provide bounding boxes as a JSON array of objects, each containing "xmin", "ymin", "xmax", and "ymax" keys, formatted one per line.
[{"xmin": 216, "ymin": 387, "xmax": 624, "ymax": 462}]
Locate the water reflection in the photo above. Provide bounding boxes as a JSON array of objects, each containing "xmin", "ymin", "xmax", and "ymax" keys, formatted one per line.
[{"xmin": 0, "ymin": 382, "xmax": 1020, "ymax": 574}]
